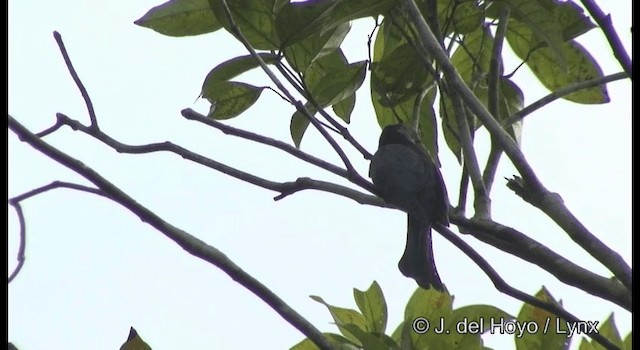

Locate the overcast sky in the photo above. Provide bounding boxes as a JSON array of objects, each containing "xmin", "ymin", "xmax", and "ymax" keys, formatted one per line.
[{"xmin": 8, "ymin": 1, "xmax": 631, "ymax": 349}]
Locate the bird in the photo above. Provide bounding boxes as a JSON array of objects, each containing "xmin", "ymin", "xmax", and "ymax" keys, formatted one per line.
[{"xmin": 369, "ymin": 123, "xmax": 449, "ymax": 291}]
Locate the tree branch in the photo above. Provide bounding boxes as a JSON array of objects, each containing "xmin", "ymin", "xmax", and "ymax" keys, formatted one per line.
[
  {"xmin": 435, "ymin": 223, "xmax": 621, "ymax": 350},
  {"xmin": 449, "ymin": 214, "xmax": 631, "ymax": 311},
  {"xmin": 53, "ymin": 31, "xmax": 99, "ymax": 129},
  {"xmin": 579, "ymin": 0, "xmax": 631, "ymax": 77},
  {"xmin": 401, "ymin": 0, "xmax": 631, "ymax": 292},
  {"xmin": 482, "ymin": 7, "xmax": 510, "ymax": 195},
  {"xmin": 8, "ymin": 114, "xmax": 335, "ymax": 350},
  {"xmin": 502, "ymin": 72, "xmax": 628, "ymax": 127},
  {"xmin": 8, "ymin": 182, "xmax": 109, "ymax": 283}
]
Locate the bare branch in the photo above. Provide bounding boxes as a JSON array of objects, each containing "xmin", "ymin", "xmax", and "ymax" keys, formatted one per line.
[
  {"xmin": 579, "ymin": 0, "xmax": 631, "ymax": 77},
  {"xmin": 436, "ymin": 223, "xmax": 622, "ymax": 350},
  {"xmin": 401, "ymin": 0, "xmax": 631, "ymax": 291},
  {"xmin": 8, "ymin": 182, "xmax": 109, "ymax": 283},
  {"xmin": 8, "ymin": 114, "xmax": 334, "ymax": 350},
  {"xmin": 53, "ymin": 31, "xmax": 99, "ymax": 129},
  {"xmin": 450, "ymin": 213, "xmax": 631, "ymax": 311},
  {"xmin": 503, "ymin": 72, "xmax": 628, "ymax": 127}
]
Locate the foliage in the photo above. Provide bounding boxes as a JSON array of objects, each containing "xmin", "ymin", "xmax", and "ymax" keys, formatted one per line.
[{"xmin": 289, "ymin": 282, "xmax": 630, "ymax": 350}]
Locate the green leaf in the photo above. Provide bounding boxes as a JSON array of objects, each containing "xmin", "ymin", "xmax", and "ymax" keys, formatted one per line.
[
  {"xmin": 371, "ymin": 43, "xmax": 433, "ymax": 107},
  {"xmin": 515, "ymin": 287, "xmax": 570, "ymax": 350},
  {"xmin": 373, "ymin": 17, "xmax": 407, "ymax": 62},
  {"xmin": 309, "ymin": 61, "xmax": 367, "ymax": 107},
  {"xmin": 310, "ymin": 295, "xmax": 369, "ymax": 345},
  {"xmin": 403, "ymin": 287, "xmax": 454, "ymax": 349},
  {"xmin": 472, "ymin": 78, "xmax": 524, "ymax": 145},
  {"xmin": 450, "ymin": 26, "xmax": 495, "ymax": 86},
  {"xmin": 493, "ymin": 0, "xmax": 565, "ymax": 64},
  {"xmin": 439, "ymin": 94, "xmax": 462, "ymax": 163},
  {"xmin": 353, "ymin": 281, "xmax": 388, "ymax": 335},
  {"xmin": 208, "ymin": 0, "xmax": 282, "ymax": 50},
  {"xmin": 592, "ymin": 313, "xmax": 622, "ymax": 350},
  {"xmin": 120, "ymin": 327, "xmax": 152, "ymax": 350},
  {"xmin": 135, "ymin": 0, "xmax": 222, "ymax": 37},
  {"xmin": 290, "ymin": 332, "xmax": 357, "ymax": 350},
  {"xmin": 507, "ymin": 21, "xmax": 608, "ymax": 104},
  {"xmin": 578, "ymin": 338, "xmax": 596, "ymax": 350},
  {"xmin": 202, "ymin": 81, "xmax": 264, "ymax": 120},
  {"xmin": 622, "ymin": 332, "xmax": 632, "ymax": 350},
  {"xmin": 437, "ymin": 305, "xmax": 514, "ymax": 350},
  {"xmin": 332, "ymin": 93, "xmax": 355, "ymax": 123},
  {"xmin": 341, "ymin": 324, "xmax": 395, "ymax": 350},
  {"xmin": 290, "ymin": 103, "xmax": 317, "ymax": 148},
  {"xmin": 202, "ymin": 53, "xmax": 279, "ymax": 85},
  {"xmin": 316, "ymin": 0, "xmax": 395, "ymax": 34},
  {"xmin": 451, "ymin": 0, "xmax": 485, "ymax": 34},
  {"xmin": 283, "ymin": 22, "xmax": 351, "ymax": 73},
  {"xmin": 276, "ymin": 0, "xmax": 337, "ymax": 47}
]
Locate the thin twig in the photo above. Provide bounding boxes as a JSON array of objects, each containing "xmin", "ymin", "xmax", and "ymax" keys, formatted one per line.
[
  {"xmin": 579, "ymin": 0, "xmax": 632, "ymax": 77},
  {"xmin": 402, "ymin": 0, "xmax": 631, "ymax": 291},
  {"xmin": 503, "ymin": 72, "xmax": 628, "ymax": 127},
  {"xmin": 435, "ymin": 223, "xmax": 622, "ymax": 350},
  {"xmin": 53, "ymin": 31, "xmax": 99, "ymax": 129},
  {"xmin": 450, "ymin": 90, "xmax": 490, "ymax": 219},
  {"xmin": 8, "ymin": 114, "xmax": 335, "ymax": 350},
  {"xmin": 482, "ymin": 7, "xmax": 510, "ymax": 194},
  {"xmin": 8, "ymin": 182, "xmax": 109, "ymax": 282}
]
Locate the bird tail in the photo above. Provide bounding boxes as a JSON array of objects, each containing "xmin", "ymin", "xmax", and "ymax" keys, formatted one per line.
[{"xmin": 398, "ymin": 215, "xmax": 444, "ymax": 291}]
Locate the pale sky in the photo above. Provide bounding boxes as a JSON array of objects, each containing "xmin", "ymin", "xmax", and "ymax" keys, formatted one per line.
[{"xmin": 8, "ymin": 1, "xmax": 631, "ymax": 349}]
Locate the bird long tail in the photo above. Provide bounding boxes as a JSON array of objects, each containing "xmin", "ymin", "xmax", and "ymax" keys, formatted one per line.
[{"xmin": 398, "ymin": 215, "xmax": 444, "ymax": 291}]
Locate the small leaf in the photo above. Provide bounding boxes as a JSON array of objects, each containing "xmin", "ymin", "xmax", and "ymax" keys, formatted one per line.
[
  {"xmin": 353, "ymin": 281, "xmax": 388, "ymax": 335},
  {"xmin": 452, "ymin": 0, "xmax": 484, "ymax": 34},
  {"xmin": 515, "ymin": 287, "xmax": 570, "ymax": 350},
  {"xmin": 202, "ymin": 81, "xmax": 264, "ymax": 120},
  {"xmin": 332, "ymin": 93, "xmax": 355, "ymax": 123},
  {"xmin": 202, "ymin": 53, "xmax": 279, "ymax": 85},
  {"xmin": 290, "ymin": 103, "xmax": 317, "ymax": 148},
  {"xmin": 310, "ymin": 295, "xmax": 369, "ymax": 345},
  {"xmin": 592, "ymin": 313, "xmax": 622, "ymax": 350},
  {"xmin": 120, "ymin": 327, "xmax": 152, "ymax": 350},
  {"xmin": 135, "ymin": 0, "xmax": 222, "ymax": 37}
]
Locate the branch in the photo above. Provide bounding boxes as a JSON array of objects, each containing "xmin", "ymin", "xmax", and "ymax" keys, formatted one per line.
[
  {"xmin": 449, "ymin": 213, "xmax": 631, "ymax": 311},
  {"xmin": 482, "ymin": 8, "xmax": 510, "ymax": 194},
  {"xmin": 212, "ymin": 0, "xmax": 367, "ymax": 182},
  {"xmin": 579, "ymin": 0, "xmax": 632, "ymax": 77},
  {"xmin": 8, "ymin": 114, "xmax": 335, "ymax": 350},
  {"xmin": 435, "ymin": 223, "xmax": 621, "ymax": 350},
  {"xmin": 8, "ymin": 182, "xmax": 109, "ymax": 283},
  {"xmin": 402, "ymin": 0, "xmax": 631, "ymax": 291},
  {"xmin": 502, "ymin": 72, "xmax": 628, "ymax": 127},
  {"xmin": 181, "ymin": 108, "xmax": 376, "ymax": 192},
  {"xmin": 53, "ymin": 31, "xmax": 99, "ymax": 129}
]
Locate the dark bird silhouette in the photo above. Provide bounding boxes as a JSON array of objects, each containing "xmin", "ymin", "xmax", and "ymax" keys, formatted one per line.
[{"xmin": 369, "ymin": 123, "xmax": 449, "ymax": 291}]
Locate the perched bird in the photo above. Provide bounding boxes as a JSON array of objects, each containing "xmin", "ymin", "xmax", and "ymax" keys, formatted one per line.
[{"xmin": 369, "ymin": 123, "xmax": 449, "ymax": 291}]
